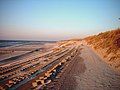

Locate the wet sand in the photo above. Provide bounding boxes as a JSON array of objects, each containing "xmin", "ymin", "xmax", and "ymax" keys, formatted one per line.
[
  {"xmin": 0, "ymin": 43, "xmax": 44, "ymax": 61},
  {"xmin": 0, "ymin": 41, "xmax": 77, "ymax": 90},
  {"xmin": 0, "ymin": 42, "xmax": 57, "ymax": 90}
]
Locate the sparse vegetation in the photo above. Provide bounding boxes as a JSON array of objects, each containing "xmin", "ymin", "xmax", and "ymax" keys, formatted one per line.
[{"xmin": 85, "ymin": 29, "xmax": 120, "ymax": 70}]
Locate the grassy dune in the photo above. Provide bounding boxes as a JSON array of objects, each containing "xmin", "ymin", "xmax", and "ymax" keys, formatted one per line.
[{"xmin": 85, "ymin": 29, "xmax": 120, "ymax": 71}]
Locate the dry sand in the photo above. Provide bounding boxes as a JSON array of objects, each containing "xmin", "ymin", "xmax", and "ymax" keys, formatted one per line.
[{"xmin": 46, "ymin": 44, "xmax": 120, "ymax": 90}]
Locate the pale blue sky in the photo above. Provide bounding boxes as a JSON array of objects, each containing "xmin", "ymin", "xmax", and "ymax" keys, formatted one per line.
[{"xmin": 0, "ymin": 0, "xmax": 120, "ymax": 40}]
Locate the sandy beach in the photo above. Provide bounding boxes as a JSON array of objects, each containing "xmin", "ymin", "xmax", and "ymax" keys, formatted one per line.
[
  {"xmin": 0, "ymin": 40, "xmax": 120, "ymax": 90},
  {"xmin": 46, "ymin": 43, "xmax": 120, "ymax": 90}
]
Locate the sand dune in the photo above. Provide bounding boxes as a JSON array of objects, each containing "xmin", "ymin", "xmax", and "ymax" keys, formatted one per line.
[{"xmin": 85, "ymin": 29, "xmax": 120, "ymax": 71}]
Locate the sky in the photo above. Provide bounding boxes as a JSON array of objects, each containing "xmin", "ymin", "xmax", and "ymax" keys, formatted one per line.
[{"xmin": 0, "ymin": 0, "xmax": 120, "ymax": 41}]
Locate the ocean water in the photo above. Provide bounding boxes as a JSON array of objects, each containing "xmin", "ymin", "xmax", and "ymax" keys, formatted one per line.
[{"xmin": 0, "ymin": 40, "xmax": 55, "ymax": 48}]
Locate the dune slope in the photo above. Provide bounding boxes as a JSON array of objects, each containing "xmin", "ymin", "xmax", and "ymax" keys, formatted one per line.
[{"xmin": 85, "ymin": 29, "xmax": 120, "ymax": 71}]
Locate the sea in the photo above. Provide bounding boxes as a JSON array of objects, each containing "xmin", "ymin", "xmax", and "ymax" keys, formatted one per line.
[{"xmin": 0, "ymin": 40, "xmax": 55, "ymax": 48}]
